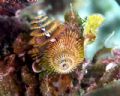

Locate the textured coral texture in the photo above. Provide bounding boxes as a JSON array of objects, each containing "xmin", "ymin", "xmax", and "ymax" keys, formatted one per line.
[{"xmin": 0, "ymin": 0, "xmax": 120, "ymax": 96}]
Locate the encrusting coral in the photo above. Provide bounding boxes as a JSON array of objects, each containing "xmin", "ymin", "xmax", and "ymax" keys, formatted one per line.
[{"xmin": 1, "ymin": 1, "xmax": 120, "ymax": 96}]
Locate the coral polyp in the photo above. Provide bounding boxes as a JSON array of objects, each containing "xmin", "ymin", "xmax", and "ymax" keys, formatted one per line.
[
  {"xmin": 44, "ymin": 29, "xmax": 84, "ymax": 74},
  {"xmin": 1, "ymin": 0, "xmax": 120, "ymax": 96},
  {"xmin": 30, "ymin": 10, "xmax": 84, "ymax": 74},
  {"xmin": 30, "ymin": 15, "xmax": 61, "ymax": 37}
]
